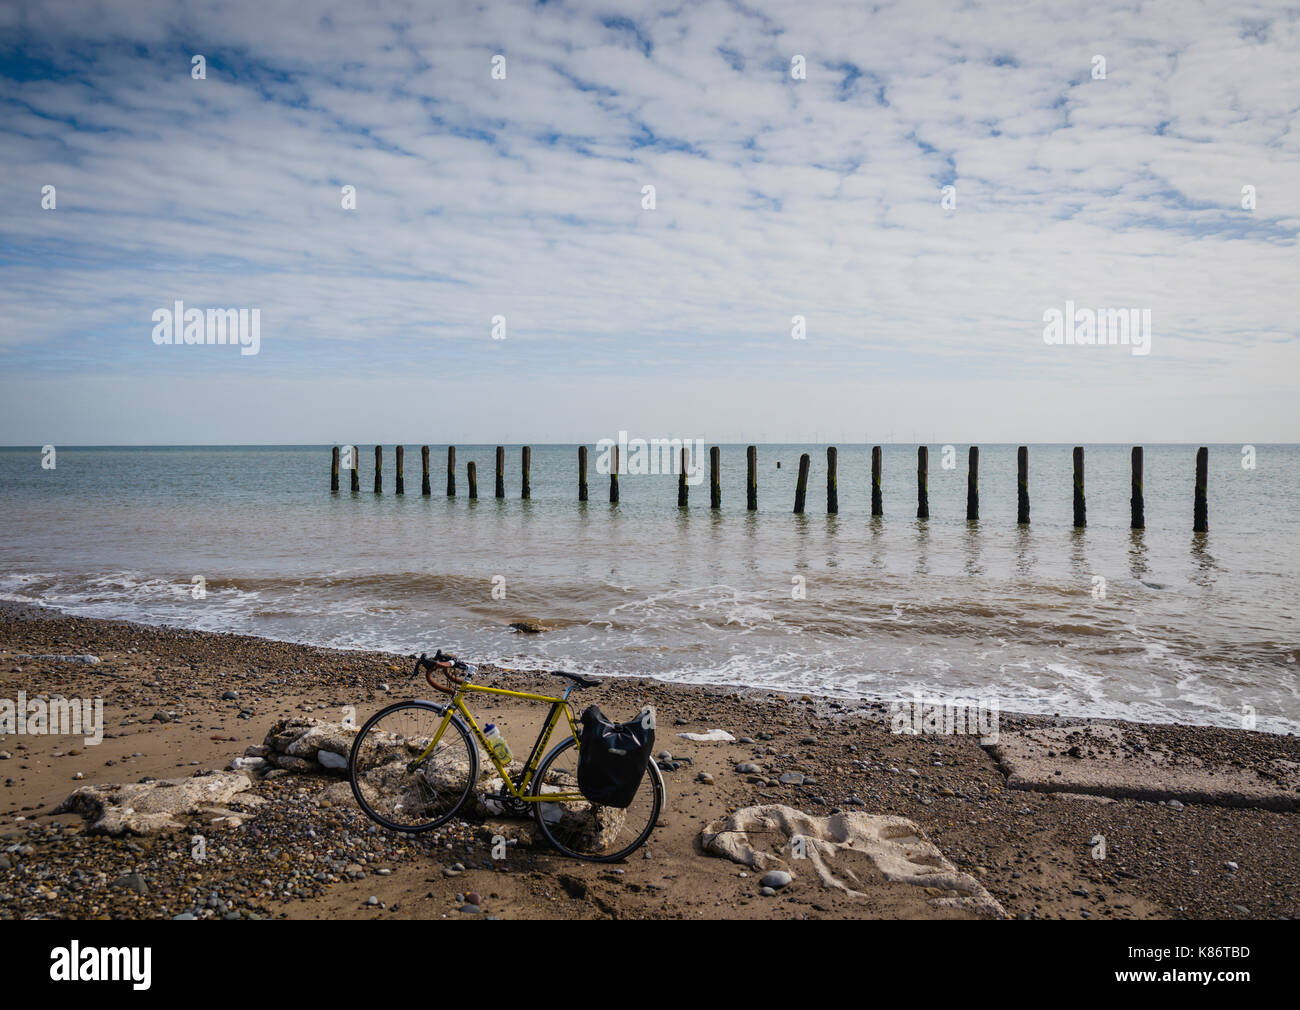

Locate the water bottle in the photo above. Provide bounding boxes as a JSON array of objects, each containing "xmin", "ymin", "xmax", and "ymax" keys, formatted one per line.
[{"xmin": 483, "ymin": 724, "xmax": 513, "ymax": 764}]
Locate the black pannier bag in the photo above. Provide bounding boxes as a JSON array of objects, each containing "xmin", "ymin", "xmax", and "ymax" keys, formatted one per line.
[{"xmin": 576, "ymin": 704, "xmax": 655, "ymax": 808}]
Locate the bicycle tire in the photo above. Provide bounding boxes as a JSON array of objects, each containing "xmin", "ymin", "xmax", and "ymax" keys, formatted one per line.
[
  {"xmin": 348, "ymin": 700, "xmax": 478, "ymax": 832},
  {"xmin": 530, "ymin": 736, "xmax": 664, "ymax": 861}
]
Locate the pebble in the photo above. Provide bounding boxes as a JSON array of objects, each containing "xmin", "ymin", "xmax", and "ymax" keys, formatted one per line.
[
  {"xmin": 760, "ymin": 870, "xmax": 793, "ymax": 889},
  {"xmin": 778, "ymin": 772, "xmax": 804, "ymax": 785},
  {"xmin": 759, "ymin": 886, "xmax": 777, "ymax": 897},
  {"xmin": 366, "ymin": 895, "xmax": 379, "ymax": 906},
  {"xmin": 735, "ymin": 762, "xmax": 761, "ymax": 774},
  {"xmin": 696, "ymin": 772, "xmax": 714, "ymax": 784}
]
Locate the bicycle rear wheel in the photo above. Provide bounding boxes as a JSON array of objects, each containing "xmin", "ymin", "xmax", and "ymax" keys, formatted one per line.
[
  {"xmin": 349, "ymin": 701, "xmax": 478, "ymax": 832},
  {"xmin": 530, "ymin": 737, "xmax": 663, "ymax": 861}
]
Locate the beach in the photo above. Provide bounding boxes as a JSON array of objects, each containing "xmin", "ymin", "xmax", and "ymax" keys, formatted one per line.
[{"xmin": 1, "ymin": 603, "xmax": 1295, "ymax": 921}]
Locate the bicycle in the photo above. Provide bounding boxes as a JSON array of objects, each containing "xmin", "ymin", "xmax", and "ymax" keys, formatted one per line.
[{"xmin": 348, "ymin": 650, "xmax": 664, "ymax": 862}]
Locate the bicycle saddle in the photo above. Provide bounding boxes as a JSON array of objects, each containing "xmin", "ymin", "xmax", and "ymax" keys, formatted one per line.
[{"xmin": 551, "ymin": 670, "xmax": 602, "ymax": 688}]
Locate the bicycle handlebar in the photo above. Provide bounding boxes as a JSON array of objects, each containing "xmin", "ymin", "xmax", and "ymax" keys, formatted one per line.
[{"xmin": 409, "ymin": 650, "xmax": 475, "ymax": 695}]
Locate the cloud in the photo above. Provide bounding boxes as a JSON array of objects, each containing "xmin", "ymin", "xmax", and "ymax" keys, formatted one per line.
[{"xmin": 0, "ymin": 0, "xmax": 1297, "ymax": 442}]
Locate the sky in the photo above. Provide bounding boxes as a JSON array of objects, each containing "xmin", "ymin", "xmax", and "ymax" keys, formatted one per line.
[{"xmin": 0, "ymin": 0, "xmax": 1297, "ymax": 446}]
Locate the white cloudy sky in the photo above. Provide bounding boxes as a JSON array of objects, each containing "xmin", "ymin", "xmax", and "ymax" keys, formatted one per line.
[{"xmin": 0, "ymin": 0, "xmax": 1297, "ymax": 444}]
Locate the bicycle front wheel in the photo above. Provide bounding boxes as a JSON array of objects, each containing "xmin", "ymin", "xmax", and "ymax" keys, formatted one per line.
[
  {"xmin": 349, "ymin": 701, "xmax": 478, "ymax": 832},
  {"xmin": 531, "ymin": 737, "xmax": 664, "ymax": 861}
]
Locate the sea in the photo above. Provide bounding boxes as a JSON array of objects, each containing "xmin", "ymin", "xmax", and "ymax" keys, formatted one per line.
[{"xmin": 1, "ymin": 443, "xmax": 1296, "ymax": 733}]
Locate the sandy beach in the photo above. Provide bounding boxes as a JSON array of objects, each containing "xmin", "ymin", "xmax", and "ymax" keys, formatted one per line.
[{"xmin": 1, "ymin": 602, "xmax": 1296, "ymax": 921}]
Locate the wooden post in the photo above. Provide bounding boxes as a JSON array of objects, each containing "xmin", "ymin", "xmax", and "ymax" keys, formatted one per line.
[
  {"xmin": 395, "ymin": 446, "xmax": 405, "ymax": 495},
  {"xmin": 350, "ymin": 446, "xmax": 359, "ymax": 493},
  {"xmin": 678, "ymin": 447, "xmax": 688, "ymax": 507},
  {"xmin": 746, "ymin": 445, "xmax": 757, "ymax": 510},
  {"xmin": 871, "ymin": 446, "xmax": 883, "ymax": 516},
  {"xmin": 373, "ymin": 445, "xmax": 382, "ymax": 494},
  {"xmin": 1072, "ymin": 446, "xmax": 1086, "ymax": 528},
  {"xmin": 495, "ymin": 446, "xmax": 505, "ymax": 499},
  {"xmin": 826, "ymin": 446, "xmax": 838, "ymax": 514},
  {"xmin": 421, "ymin": 446, "xmax": 431, "ymax": 495},
  {"xmin": 1130, "ymin": 447, "xmax": 1144, "ymax": 529},
  {"xmin": 1017, "ymin": 446, "xmax": 1029, "ymax": 524},
  {"xmin": 467, "ymin": 461, "xmax": 477, "ymax": 500},
  {"xmin": 916, "ymin": 446, "xmax": 929, "ymax": 519},
  {"xmin": 330, "ymin": 446, "xmax": 339, "ymax": 492},
  {"xmin": 521, "ymin": 446, "xmax": 531, "ymax": 499},
  {"xmin": 446, "ymin": 446, "xmax": 456, "ymax": 497},
  {"xmin": 965, "ymin": 446, "xmax": 978, "ymax": 521},
  {"xmin": 1194, "ymin": 446, "xmax": 1208, "ymax": 533},
  {"xmin": 710, "ymin": 446, "xmax": 721, "ymax": 509},
  {"xmin": 578, "ymin": 446, "xmax": 588, "ymax": 502},
  {"xmin": 793, "ymin": 453, "xmax": 810, "ymax": 514},
  {"xmin": 609, "ymin": 446, "xmax": 619, "ymax": 504}
]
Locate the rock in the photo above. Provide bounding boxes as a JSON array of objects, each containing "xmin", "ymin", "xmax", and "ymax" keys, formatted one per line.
[
  {"xmin": 465, "ymin": 892, "xmax": 482, "ymax": 906},
  {"xmin": 172, "ymin": 912, "xmax": 196, "ymax": 920},
  {"xmin": 229, "ymin": 756, "xmax": 268, "ymax": 773},
  {"xmin": 701, "ymin": 804, "xmax": 1007, "ymax": 919},
  {"xmin": 759, "ymin": 886, "xmax": 776, "ymax": 896},
  {"xmin": 1226, "ymin": 861, "xmax": 1239, "ymax": 872},
  {"xmin": 760, "ymin": 870, "xmax": 793, "ymax": 889},
  {"xmin": 317, "ymin": 750, "xmax": 348, "ymax": 771},
  {"xmin": 54, "ymin": 771, "xmax": 255, "ymax": 835},
  {"xmin": 17, "ymin": 653, "xmax": 100, "ymax": 665},
  {"xmin": 696, "ymin": 772, "xmax": 714, "ymax": 784},
  {"xmin": 112, "ymin": 872, "xmax": 148, "ymax": 895},
  {"xmin": 509, "ymin": 621, "xmax": 549, "ymax": 634},
  {"xmin": 366, "ymin": 896, "xmax": 379, "ymax": 906},
  {"xmin": 221, "ymin": 690, "xmax": 239, "ymax": 701},
  {"xmin": 460, "ymin": 903, "xmax": 481, "ymax": 913},
  {"xmin": 778, "ymin": 772, "xmax": 804, "ymax": 785},
  {"xmin": 678, "ymin": 730, "xmax": 736, "ymax": 743},
  {"xmin": 274, "ymin": 755, "xmax": 318, "ymax": 773},
  {"xmin": 735, "ymin": 763, "xmax": 762, "ymax": 775}
]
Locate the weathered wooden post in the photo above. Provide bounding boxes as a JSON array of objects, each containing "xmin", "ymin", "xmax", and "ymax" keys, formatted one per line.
[
  {"xmin": 395, "ymin": 445, "xmax": 405, "ymax": 495},
  {"xmin": 746, "ymin": 445, "xmax": 757, "ymax": 510},
  {"xmin": 578, "ymin": 446, "xmax": 588, "ymax": 502},
  {"xmin": 421, "ymin": 445, "xmax": 431, "ymax": 496},
  {"xmin": 609, "ymin": 446, "xmax": 619, "ymax": 504},
  {"xmin": 467, "ymin": 461, "xmax": 477, "ymax": 500},
  {"xmin": 678, "ymin": 447, "xmax": 688, "ymax": 507},
  {"xmin": 495, "ymin": 446, "xmax": 505, "ymax": 498},
  {"xmin": 916, "ymin": 446, "xmax": 929, "ymax": 519},
  {"xmin": 350, "ymin": 446, "xmax": 359, "ymax": 493},
  {"xmin": 373, "ymin": 445, "xmax": 382, "ymax": 494},
  {"xmin": 871, "ymin": 446, "xmax": 883, "ymax": 516},
  {"xmin": 793, "ymin": 453, "xmax": 810, "ymax": 513},
  {"xmin": 966, "ymin": 446, "xmax": 978, "ymax": 521},
  {"xmin": 826, "ymin": 446, "xmax": 838, "ymax": 514},
  {"xmin": 1072, "ymin": 446, "xmax": 1086, "ymax": 527},
  {"xmin": 710, "ymin": 446, "xmax": 721, "ymax": 509},
  {"xmin": 330, "ymin": 446, "xmax": 339, "ymax": 492},
  {"xmin": 1194, "ymin": 446, "xmax": 1208, "ymax": 533},
  {"xmin": 1017, "ymin": 446, "xmax": 1029, "ymax": 524},
  {"xmin": 1130, "ymin": 447, "xmax": 1144, "ymax": 529},
  {"xmin": 521, "ymin": 446, "xmax": 531, "ymax": 499},
  {"xmin": 446, "ymin": 446, "xmax": 456, "ymax": 497}
]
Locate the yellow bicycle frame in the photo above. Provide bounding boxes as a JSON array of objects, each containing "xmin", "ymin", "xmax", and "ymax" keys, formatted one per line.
[{"xmin": 414, "ymin": 681, "xmax": 586, "ymax": 802}]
